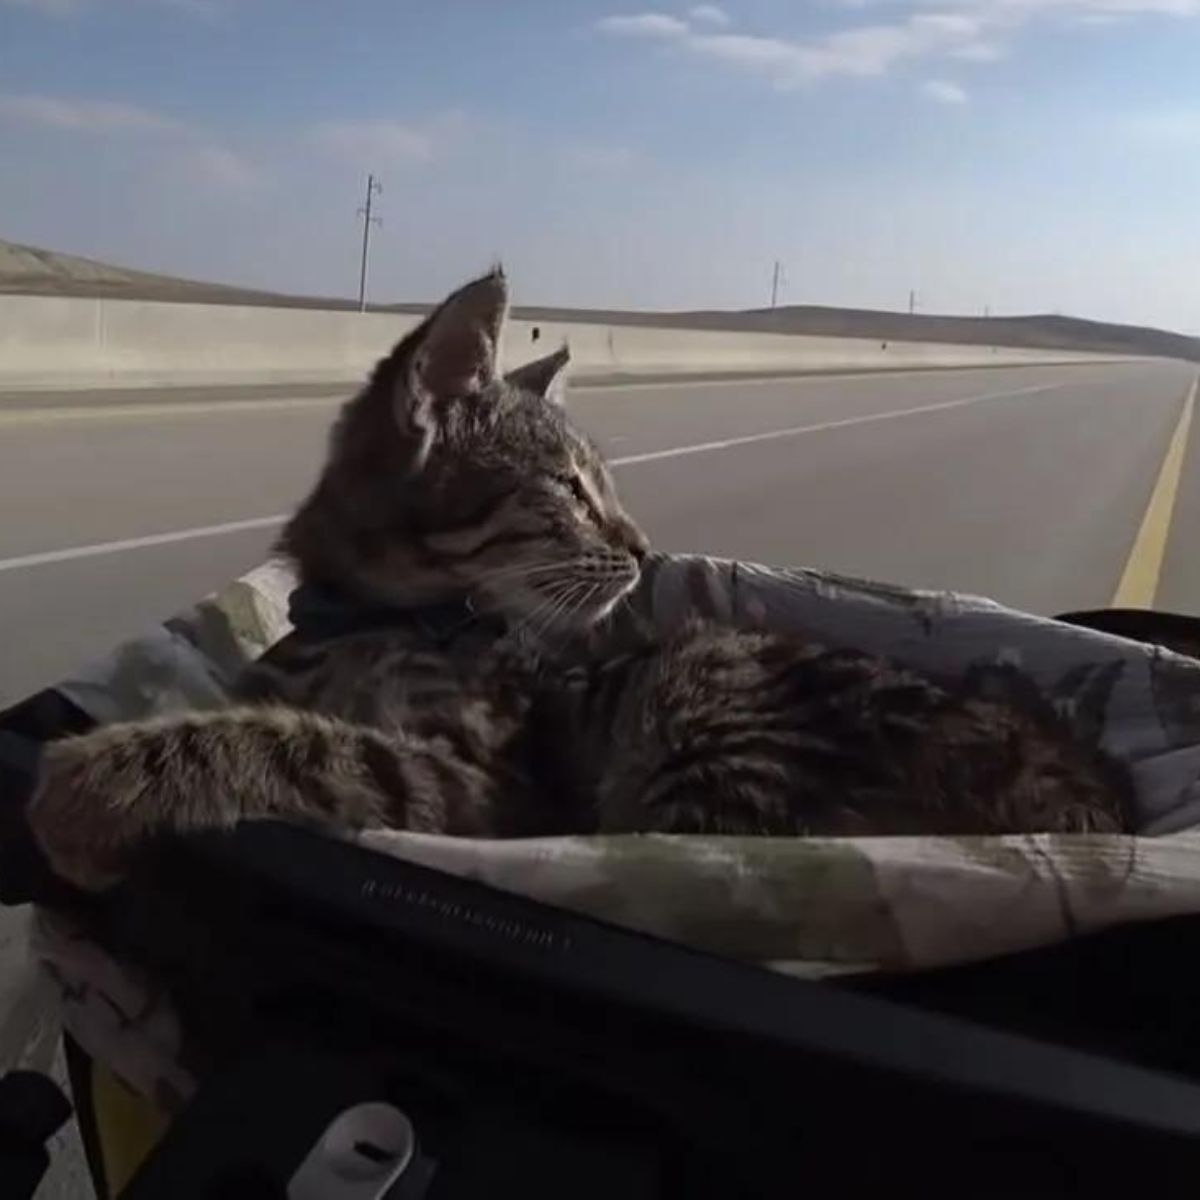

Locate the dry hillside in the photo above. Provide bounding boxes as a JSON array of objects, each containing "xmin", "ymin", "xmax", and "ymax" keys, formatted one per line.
[{"xmin": 4, "ymin": 238, "xmax": 1197, "ymax": 361}]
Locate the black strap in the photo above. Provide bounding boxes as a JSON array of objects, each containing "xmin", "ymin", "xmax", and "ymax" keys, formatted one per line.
[
  {"xmin": 0, "ymin": 689, "xmax": 96, "ymax": 907},
  {"xmin": 1056, "ymin": 608, "xmax": 1200, "ymax": 658},
  {"xmin": 0, "ymin": 1071, "xmax": 72, "ymax": 1200}
]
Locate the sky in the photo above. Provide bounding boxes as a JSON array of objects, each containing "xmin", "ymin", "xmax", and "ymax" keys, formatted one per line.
[{"xmin": 3, "ymin": 1, "xmax": 1200, "ymax": 330}]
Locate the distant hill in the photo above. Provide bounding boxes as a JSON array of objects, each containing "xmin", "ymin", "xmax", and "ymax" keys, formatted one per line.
[
  {"xmin": 658, "ymin": 306, "xmax": 1200, "ymax": 364},
  {"xmin": 0, "ymin": 239, "xmax": 333, "ymax": 309},
  {"xmin": 3, "ymin": 237, "xmax": 1198, "ymax": 362}
]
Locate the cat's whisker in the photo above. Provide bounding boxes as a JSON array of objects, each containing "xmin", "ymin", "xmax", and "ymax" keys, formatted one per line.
[
  {"xmin": 522, "ymin": 577, "xmax": 594, "ymax": 643},
  {"xmin": 579, "ymin": 577, "xmax": 622, "ymax": 623},
  {"xmin": 607, "ymin": 589, "xmax": 635, "ymax": 628},
  {"xmin": 479, "ymin": 566, "xmax": 587, "ymax": 617},
  {"xmin": 507, "ymin": 579, "xmax": 579, "ymax": 643},
  {"xmin": 544, "ymin": 580, "xmax": 593, "ymax": 635},
  {"xmin": 536, "ymin": 579, "xmax": 591, "ymax": 634},
  {"xmin": 527, "ymin": 592, "xmax": 575, "ymax": 641},
  {"xmin": 477, "ymin": 560, "xmax": 586, "ymax": 584},
  {"xmin": 547, "ymin": 580, "xmax": 602, "ymax": 636},
  {"xmin": 571, "ymin": 580, "xmax": 603, "ymax": 621}
]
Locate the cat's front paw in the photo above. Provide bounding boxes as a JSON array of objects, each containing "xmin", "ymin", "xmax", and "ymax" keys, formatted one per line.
[{"xmin": 27, "ymin": 736, "xmax": 152, "ymax": 891}]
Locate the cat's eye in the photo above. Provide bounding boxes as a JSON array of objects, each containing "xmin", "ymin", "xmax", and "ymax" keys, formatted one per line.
[
  {"xmin": 556, "ymin": 474, "xmax": 589, "ymax": 504},
  {"xmin": 555, "ymin": 473, "xmax": 602, "ymax": 523}
]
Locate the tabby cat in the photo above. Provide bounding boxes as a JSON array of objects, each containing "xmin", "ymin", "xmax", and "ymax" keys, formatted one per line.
[{"xmin": 27, "ymin": 270, "xmax": 1132, "ymax": 891}]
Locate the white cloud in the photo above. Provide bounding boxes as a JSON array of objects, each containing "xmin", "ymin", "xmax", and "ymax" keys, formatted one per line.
[
  {"xmin": 951, "ymin": 39, "xmax": 1006, "ymax": 59},
  {"xmin": 309, "ymin": 116, "xmax": 464, "ymax": 166},
  {"xmin": 684, "ymin": 16, "xmax": 989, "ymax": 85},
  {"xmin": 0, "ymin": 88, "xmax": 263, "ymax": 198},
  {"xmin": 1024, "ymin": 1, "xmax": 1198, "ymax": 12},
  {"xmin": 687, "ymin": 34, "xmax": 806, "ymax": 73},
  {"xmin": 909, "ymin": 11, "xmax": 982, "ymax": 35},
  {"xmin": 1120, "ymin": 108, "xmax": 1200, "ymax": 143},
  {"xmin": 0, "ymin": 92, "xmax": 450, "ymax": 204},
  {"xmin": 597, "ymin": 9, "xmax": 993, "ymax": 86},
  {"xmin": 839, "ymin": 0, "xmax": 1198, "ymax": 12},
  {"xmin": 821, "ymin": 17, "xmax": 982, "ymax": 72},
  {"xmin": 169, "ymin": 143, "xmax": 262, "ymax": 191},
  {"xmin": 594, "ymin": 12, "xmax": 690, "ymax": 37},
  {"xmin": 597, "ymin": 0, "xmax": 1200, "ymax": 88},
  {"xmin": 0, "ymin": 93, "xmax": 181, "ymax": 133},
  {"xmin": 921, "ymin": 78, "xmax": 969, "ymax": 102},
  {"xmin": 561, "ymin": 142, "xmax": 636, "ymax": 171},
  {"xmin": 688, "ymin": 4, "xmax": 730, "ymax": 24}
]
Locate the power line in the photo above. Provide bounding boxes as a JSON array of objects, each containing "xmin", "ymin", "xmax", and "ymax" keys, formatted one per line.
[{"xmin": 357, "ymin": 173, "xmax": 383, "ymax": 312}]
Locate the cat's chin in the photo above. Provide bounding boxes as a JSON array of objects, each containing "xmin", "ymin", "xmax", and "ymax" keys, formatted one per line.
[
  {"xmin": 485, "ymin": 579, "xmax": 637, "ymax": 642},
  {"xmin": 562, "ymin": 578, "xmax": 641, "ymax": 635},
  {"xmin": 585, "ymin": 586, "xmax": 634, "ymax": 625}
]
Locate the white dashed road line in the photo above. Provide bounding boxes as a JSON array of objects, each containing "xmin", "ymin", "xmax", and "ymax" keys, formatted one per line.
[{"xmin": 0, "ymin": 376, "xmax": 1072, "ymax": 574}]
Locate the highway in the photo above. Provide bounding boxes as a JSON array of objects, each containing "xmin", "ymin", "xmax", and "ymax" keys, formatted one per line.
[
  {"xmin": 1, "ymin": 358, "xmax": 1198, "ymax": 709},
  {"xmin": 2, "ymin": 355, "xmax": 1199, "ymax": 1197}
]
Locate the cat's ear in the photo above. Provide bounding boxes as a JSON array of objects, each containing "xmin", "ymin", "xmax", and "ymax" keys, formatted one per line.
[
  {"xmin": 392, "ymin": 268, "xmax": 508, "ymax": 469},
  {"xmin": 505, "ymin": 345, "xmax": 570, "ymax": 405},
  {"xmin": 408, "ymin": 268, "xmax": 508, "ymax": 402}
]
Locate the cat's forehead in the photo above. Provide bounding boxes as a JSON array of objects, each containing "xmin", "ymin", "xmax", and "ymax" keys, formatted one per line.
[
  {"xmin": 567, "ymin": 430, "xmax": 608, "ymax": 477},
  {"xmin": 488, "ymin": 386, "xmax": 600, "ymax": 461},
  {"xmin": 542, "ymin": 409, "xmax": 609, "ymax": 479}
]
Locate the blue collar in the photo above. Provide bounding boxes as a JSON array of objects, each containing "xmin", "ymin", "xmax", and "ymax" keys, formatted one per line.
[{"xmin": 287, "ymin": 583, "xmax": 507, "ymax": 647}]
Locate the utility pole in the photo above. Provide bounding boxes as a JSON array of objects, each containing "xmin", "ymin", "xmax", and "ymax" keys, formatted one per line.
[
  {"xmin": 357, "ymin": 173, "xmax": 382, "ymax": 312},
  {"xmin": 770, "ymin": 260, "xmax": 783, "ymax": 309},
  {"xmin": 908, "ymin": 289, "xmax": 917, "ymax": 315}
]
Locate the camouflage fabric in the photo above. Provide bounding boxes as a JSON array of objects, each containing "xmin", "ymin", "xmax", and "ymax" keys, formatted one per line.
[{"xmin": 17, "ymin": 552, "xmax": 1200, "ymax": 1104}]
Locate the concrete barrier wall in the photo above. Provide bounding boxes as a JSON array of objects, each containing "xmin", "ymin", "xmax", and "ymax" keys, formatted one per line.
[{"xmin": 0, "ymin": 294, "xmax": 1113, "ymax": 391}]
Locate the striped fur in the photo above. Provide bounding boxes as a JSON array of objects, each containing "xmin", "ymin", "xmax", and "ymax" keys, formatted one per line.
[
  {"xmin": 559, "ymin": 626, "xmax": 1131, "ymax": 838},
  {"xmin": 280, "ymin": 271, "xmax": 645, "ymax": 624},
  {"xmin": 28, "ymin": 272, "xmax": 1132, "ymax": 891}
]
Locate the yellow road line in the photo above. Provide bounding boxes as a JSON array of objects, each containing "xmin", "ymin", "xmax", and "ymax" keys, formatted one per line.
[{"xmin": 1111, "ymin": 373, "xmax": 1198, "ymax": 609}]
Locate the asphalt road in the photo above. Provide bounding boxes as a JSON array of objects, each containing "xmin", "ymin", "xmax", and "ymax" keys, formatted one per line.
[
  {"xmin": 2, "ymin": 359, "xmax": 1199, "ymax": 709},
  {"xmin": 3, "ymin": 356, "xmax": 1200, "ymax": 1196}
]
